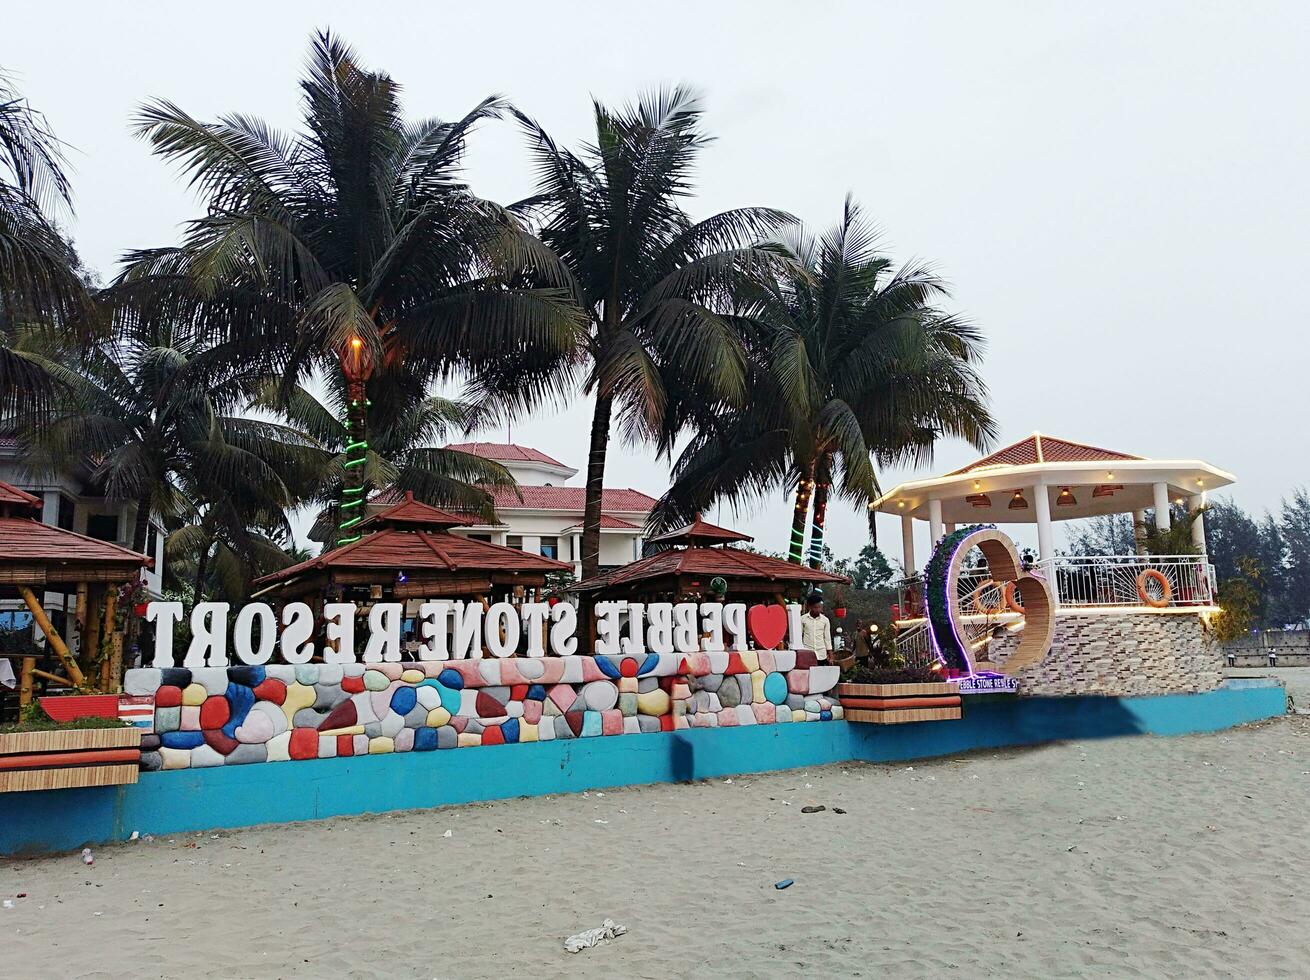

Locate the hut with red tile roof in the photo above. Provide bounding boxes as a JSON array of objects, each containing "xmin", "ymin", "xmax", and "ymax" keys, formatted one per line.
[
  {"xmin": 571, "ymin": 517, "xmax": 847, "ymax": 606},
  {"xmin": 0, "ymin": 479, "xmax": 152, "ymax": 703},
  {"xmin": 253, "ymin": 493, "xmax": 573, "ymax": 610}
]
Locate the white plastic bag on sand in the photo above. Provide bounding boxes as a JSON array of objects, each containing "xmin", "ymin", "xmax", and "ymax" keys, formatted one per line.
[{"xmin": 563, "ymin": 919, "xmax": 627, "ymax": 953}]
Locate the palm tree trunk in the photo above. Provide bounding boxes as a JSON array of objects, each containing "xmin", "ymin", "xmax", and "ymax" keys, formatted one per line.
[
  {"xmin": 131, "ymin": 491, "xmax": 152, "ymax": 553},
  {"xmin": 338, "ymin": 379, "xmax": 369, "ymax": 545},
  {"xmin": 193, "ymin": 532, "xmax": 212, "ymax": 602},
  {"xmin": 807, "ymin": 456, "xmax": 832, "ymax": 569},
  {"xmin": 580, "ymin": 392, "xmax": 614, "ymax": 580},
  {"xmin": 788, "ymin": 462, "xmax": 814, "ymax": 564}
]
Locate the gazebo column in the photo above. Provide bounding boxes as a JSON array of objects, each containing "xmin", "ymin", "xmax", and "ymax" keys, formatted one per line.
[
  {"xmin": 927, "ymin": 498, "xmax": 944, "ymax": 546},
  {"xmin": 1132, "ymin": 510, "xmax": 1147, "ymax": 555},
  {"xmin": 1033, "ymin": 485, "xmax": 1054, "ymax": 561},
  {"xmin": 1188, "ymin": 494, "xmax": 1207, "ymax": 554},
  {"xmin": 900, "ymin": 514, "xmax": 916, "ymax": 577},
  {"xmin": 1152, "ymin": 482, "xmax": 1171, "ymax": 530}
]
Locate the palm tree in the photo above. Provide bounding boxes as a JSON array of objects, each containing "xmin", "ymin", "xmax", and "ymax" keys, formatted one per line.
[
  {"xmin": 115, "ymin": 32, "xmax": 583, "ymax": 547},
  {"xmin": 6, "ymin": 319, "xmax": 320, "ymax": 555},
  {"xmin": 0, "ymin": 70, "xmax": 91, "ymax": 412},
  {"xmin": 653, "ymin": 197, "xmax": 996, "ymax": 566},
  {"xmin": 510, "ymin": 88, "xmax": 792, "ymax": 578},
  {"xmin": 251, "ymin": 362, "xmax": 517, "ymax": 536}
]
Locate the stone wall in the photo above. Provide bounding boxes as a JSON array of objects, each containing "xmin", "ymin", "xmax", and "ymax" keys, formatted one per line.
[
  {"xmin": 990, "ymin": 611, "xmax": 1223, "ymax": 696},
  {"xmin": 121, "ymin": 651, "xmax": 842, "ymax": 771}
]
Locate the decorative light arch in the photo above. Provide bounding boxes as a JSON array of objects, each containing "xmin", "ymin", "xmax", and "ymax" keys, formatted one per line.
[{"xmin": 924, "ymin": 525, "xmax": 1055, "ymax": 676}]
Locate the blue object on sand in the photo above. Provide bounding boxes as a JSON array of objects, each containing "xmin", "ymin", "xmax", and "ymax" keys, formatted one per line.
[{"xmin": 774, "ymin": 879, "xmax": 794, "ymax": 890}]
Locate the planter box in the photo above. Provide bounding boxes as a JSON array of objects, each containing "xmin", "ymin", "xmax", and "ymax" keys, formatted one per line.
[
  {"xmin": 0, "ymin": 727, "xmax": 141, "ymax": 793},
  {"xmin": 835, "ymin": 682, "xmax": 962, "ymax": 725}
]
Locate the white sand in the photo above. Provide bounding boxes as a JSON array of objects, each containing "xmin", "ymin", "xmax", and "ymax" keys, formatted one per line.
[{"xmin": 5, "ymin": 671, "xmax": 1309, "ymax": 979}]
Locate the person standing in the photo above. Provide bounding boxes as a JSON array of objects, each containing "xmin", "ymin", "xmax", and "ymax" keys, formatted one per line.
[{"xmin": 800, "ymin": 591, "xmax": 833, "ymax": 660}]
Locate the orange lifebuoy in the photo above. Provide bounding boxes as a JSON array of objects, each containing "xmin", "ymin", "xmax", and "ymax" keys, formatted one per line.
[
  {"xmin": 1136, "ymin": 569, "xmax": 1172, "ymax": 608},
  {"xmin": 1004, "ymin": 580, "xmax": 1025, "ymax": 614},
  {"xmin": 971, "ymin": 580, "xmax": 1008, "ymax": 615}
]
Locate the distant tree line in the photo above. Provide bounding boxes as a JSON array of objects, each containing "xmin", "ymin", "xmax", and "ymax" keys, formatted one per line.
[{"xmin": 1065, "ymin": 491, "xmax": 1310, "ymax": 629}]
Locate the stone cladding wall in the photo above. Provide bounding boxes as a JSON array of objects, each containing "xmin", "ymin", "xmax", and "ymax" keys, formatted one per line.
[
  {"xmin": 122, "ymin": 651, "xmax": 842, "ymax": 771},
  {"xmin": 989, "ymin": 612, "xmax": 1222, "ymax": 696}
]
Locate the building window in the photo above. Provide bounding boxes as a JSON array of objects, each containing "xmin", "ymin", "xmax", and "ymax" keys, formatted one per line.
[
  {"xmin": 57, "ymin": 494, "xmax": 75, "ymax": 531},
  {"xmin": 467, "ymin": 533, "xmax": 492, "ymax": 543},
  {"xmin": 87, "ymin": 513, "xmax": 119, "ymax": 543},
  {"xmin": 506, "ymin": 535, "xmax": 523, "ymax": 550},
  {"xmin": 146, "ymin": 524, "xmax": 160, "ymax": 560},
  {"xmin": 540, "ymin": 536, "xmax": 559, "ymax": 559}
]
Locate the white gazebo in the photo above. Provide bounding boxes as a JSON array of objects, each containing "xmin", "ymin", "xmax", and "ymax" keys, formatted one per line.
[{"xmin": 874, "ymin": 433, "xmax": 1234, "ymax": 573}]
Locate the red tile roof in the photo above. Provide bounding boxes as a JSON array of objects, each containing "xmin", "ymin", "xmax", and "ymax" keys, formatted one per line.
[
  {"xmin": 949, "ymin": 434, "xmax": 1141, "ymax": 475},
  {"xmin": 572, "ymin": 546, "xmax": 847, "ymax": 593},
  {"xmin": 492, "ymin": 486, "xmax": 657, "ymax": 513},
  {"xmin": 0, "ymin": 517, "xmax": 152, "ymax": 570},
  {"xmin": 254, "ymin": 527, "xmax": 572, "ymax": 588},
  {"xmin": 647, "ymin": 517, "xmax": 752, "ymax": 546},
  {"xmin": 444, "ymin": 443, "xmax": 570, "ymax": 468},
  {"xmin": 0, "ymin": 479, "xmax": 42, "ymax": 512},
  {"xmin": 370, "ymin": 485, "xmax": 656, "ymax": 520}
]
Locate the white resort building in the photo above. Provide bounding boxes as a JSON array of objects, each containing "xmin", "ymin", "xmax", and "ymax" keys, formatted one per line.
[{"xmin": 442, "ymin": 443, "xmax": 656, "ymax": 578}]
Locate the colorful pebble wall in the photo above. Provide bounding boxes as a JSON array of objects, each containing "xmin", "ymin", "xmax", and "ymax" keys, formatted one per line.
[{"xmin": 121, "ymin": 651, "xmax": 843, "ymax": 770}]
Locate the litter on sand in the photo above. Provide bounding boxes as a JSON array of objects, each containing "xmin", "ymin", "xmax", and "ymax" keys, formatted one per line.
[
  {"xmin": 774, "ymin": 879, "xmax": 794, "ymax": 890},
  {"xmin": 563, "ymin": 918, "xmax": 628, "ymax": 953},
  {"xmin": 801, "ymin": 805, "xmax": 826, "ymax": 814}
]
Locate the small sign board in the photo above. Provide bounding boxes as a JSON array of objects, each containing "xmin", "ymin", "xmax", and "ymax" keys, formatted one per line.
[{"xmin": 954, "ymin": 674, "xmax": 1020, "ymax": 695}]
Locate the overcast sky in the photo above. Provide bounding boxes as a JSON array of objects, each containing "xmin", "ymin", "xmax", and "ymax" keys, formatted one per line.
[{"xmin": 6, "ymin": 2, "xmax": 1307, "ymax": 563}]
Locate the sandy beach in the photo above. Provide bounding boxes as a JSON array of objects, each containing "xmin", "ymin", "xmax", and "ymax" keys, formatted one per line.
[{"xmin": 3, "ymin": 670, "xmax": 1307, "ymax": 979}]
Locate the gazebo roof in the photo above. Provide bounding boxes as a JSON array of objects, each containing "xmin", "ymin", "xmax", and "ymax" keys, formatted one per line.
[
  {"xmin": 0, "ymin": 480, "xmax": 152, "ymax": 582},
  {"xmin": 253, "ymin": 522, "xmax": 572, "ymax": 592},
  {"xmin": 646, "ymin": 517, "xmax": 753, "ymax": 547},
  {"xmin": 359, "ymin": 492, "xmax": 468, "ymax": 531},
  {"xmin": 572, "ymin": 545, "xmax": 847, "ymax": 594},
  {"xmin": 948, "ymin": 433, "xmax": 1142, "ymax": 475},
  {"xmin": 872, "ymin": 432, "xmax": 1236, "ymax": 523}
]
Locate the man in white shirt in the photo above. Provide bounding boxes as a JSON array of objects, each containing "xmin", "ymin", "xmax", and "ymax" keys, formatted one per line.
[{"xmin": 799, "ymin": 592, "xmax": 833, "ymax": 660}]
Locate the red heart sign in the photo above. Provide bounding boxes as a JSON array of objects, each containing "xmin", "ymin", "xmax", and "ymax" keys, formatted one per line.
[{"xmin": 747, "ymin": 603, "xmax": 789, "ymax": 650}]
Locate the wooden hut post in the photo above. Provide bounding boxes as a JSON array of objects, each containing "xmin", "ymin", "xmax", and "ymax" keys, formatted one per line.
[
  {"xmin": 74, "ymin": 580, "xmax": 89, "ymax": 651},
  {"xmin": 83, "ymin": 584, "xmax": 103, "ymax": 679},
  {"xmin": 17, "ymin": 585, "xmax": 85, "ymax": 688},
  {"xmin": 18, "ymin": 656, "xmax": 35, "ymax": 708},
  {"xmin": 103, "ymin": 588, "xmax": 121, "ymax": 692}
]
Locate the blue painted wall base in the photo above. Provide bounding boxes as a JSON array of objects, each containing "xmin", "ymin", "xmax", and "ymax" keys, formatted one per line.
[{"xmin": 0, "ymin": 680, "xmax": 1285, "ymax": 855}]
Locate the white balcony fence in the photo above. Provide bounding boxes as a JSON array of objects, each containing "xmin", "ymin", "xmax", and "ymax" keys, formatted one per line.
[{"xmin": 894, "ymin": 554, "xmax": 1217, "ymax": 621}]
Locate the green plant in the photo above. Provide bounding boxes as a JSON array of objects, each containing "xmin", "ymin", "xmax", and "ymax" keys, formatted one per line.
[
  {"xmin": 1136, "ymin": 507, "xmax": 1205, "ymax": 557},
  {"xmin": 0, "ymin": 715, "xmax": 132, "ymax": 734},
  {"xmin": 1212, "ymin": 557, "xmax": 1262, "ymax": 643},
  {"xmin": 840, "ymin": 663, "xmax": 941, "ymax": 685}
]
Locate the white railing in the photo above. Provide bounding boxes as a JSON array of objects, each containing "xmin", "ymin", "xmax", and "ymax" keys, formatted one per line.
[
  {"xmin": 1038, "ymin": 554, "xmax": 1217, "ymax": 608},
  {"xmin": 893, "ymin": 553, "xmax": 1217, "ymax": 617},
  {"xmin": 893, "ymin": 619, "xmax": 935, "ymax": 667}
]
